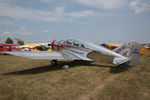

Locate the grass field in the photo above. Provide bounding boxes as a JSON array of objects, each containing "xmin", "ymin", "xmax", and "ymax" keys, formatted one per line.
[{"xmin": 0, "ymin": 50, "xmax": 150, "ymax": 100}]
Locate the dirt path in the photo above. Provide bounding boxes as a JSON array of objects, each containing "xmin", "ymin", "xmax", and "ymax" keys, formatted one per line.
[{"xmin": 77, "ymin": 73, "xmax": 119, "ymax": 100}]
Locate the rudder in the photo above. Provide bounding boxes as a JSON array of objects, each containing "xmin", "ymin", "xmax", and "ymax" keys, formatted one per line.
[{"xmin": 113, "ymin": 42, "xmax": 141, "ymax": 66}]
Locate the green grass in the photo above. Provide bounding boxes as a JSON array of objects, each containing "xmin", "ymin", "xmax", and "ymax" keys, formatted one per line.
[{"xmin": 0, "ymin": 51, "xmax": 150, "ymax": 100}]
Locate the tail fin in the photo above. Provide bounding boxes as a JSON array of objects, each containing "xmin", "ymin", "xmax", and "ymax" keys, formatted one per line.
[{"xmin": 113, "ymin": 42, "xmax": 141, "ymax": 66}]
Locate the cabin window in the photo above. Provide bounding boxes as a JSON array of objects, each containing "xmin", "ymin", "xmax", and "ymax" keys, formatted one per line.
[
  {"xmin": 73, "ymin": 41, "xmax": 79, "ymax": 47},
  {"xmin": 101, "ymin": 44, "xmax": 107, "ymax": 48},
  {"xmin": 66, "ymin": 40, "xmax": 72, "ymax": 45},
  {"xmin": 81, "ymin": 44, "xmax": 85, "ymax": 48}
]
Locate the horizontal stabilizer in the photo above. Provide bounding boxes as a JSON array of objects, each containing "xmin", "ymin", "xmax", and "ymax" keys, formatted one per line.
[{"xmin": 113, "ymin": 57, "xmax": 129, "ymax": 65}]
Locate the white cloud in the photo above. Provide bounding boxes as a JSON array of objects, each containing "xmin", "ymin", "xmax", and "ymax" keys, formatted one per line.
[
  {"xmin": 40, "ymin": 0, "xmax": 52, "ymax": 3},
  {"xmin": 14, "ymin": 27, "xmax": 32, "ymax": 35},
  {"xmin": 42, "ymin": 30, "xmax": 50, "ymax": 33},
  {"xmin": 0, "ymin": 0, "xmax": 64, "ymax": 22},
  {"xmin": 0, "ymin": 0, "xmax": 111, "ymax": 22},
  {"xmin": 66, "ymin": 10, "xmax": 101, "ymax": 18},
  {"xmin": 1, "ymin": 27, "xmax": 32, "ymax": 36},
  {"xmin": 77, "ymin": 0, "xmax": 126, "ymax": 10},
  {"xmin": 3, "ymin": 31, "xmax": 13, "ymax": 35},
  {"xmin": 129, "ymin": 0, "xmax": 150, "ymax": 13},
  {"xmin": 0, "ymin": 19, "xmax": 14, "ymax": 26}
]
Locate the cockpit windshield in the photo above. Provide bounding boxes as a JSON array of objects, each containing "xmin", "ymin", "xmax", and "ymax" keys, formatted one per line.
[
  {"xmin": 65, "ymin": 39, "xmax": 85, "ymax": 48},
  {"xmin": 73, "ymin": 41, "xmax": 79, "ymax": 46},
  {"xmin": 54, "ymin": 40, "xmax": 59, "ymax": 45},
  {"xmin": 58, "ymin": 40, "xmax": 65, "ymax": 46}
]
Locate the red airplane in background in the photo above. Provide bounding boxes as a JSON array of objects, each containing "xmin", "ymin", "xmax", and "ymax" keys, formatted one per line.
[{"xmin": 0, "ymin": 43, "xmax": 20, "ymax": 54}]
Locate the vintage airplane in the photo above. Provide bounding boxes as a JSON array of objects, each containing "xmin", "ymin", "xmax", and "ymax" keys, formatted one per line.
[
  {"xmin": 20, "ymin": 43, "xmax": 52, "ymax": 51},
  {"xmin": 5, "ymin": 39, "xmax": 141, "ymax": 67},
  {"xmin": 0, "ymin": 43, "xmax": 21, "ymax": 54}
]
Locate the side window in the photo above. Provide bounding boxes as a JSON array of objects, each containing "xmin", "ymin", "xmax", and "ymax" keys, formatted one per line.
[
  {"xmin": 81, "ymin": 44, "xmax": 85, "ymax": 48},
  {"xmin": 66, "ymin": 40, "xmax": 72, "ymax": 45},
  {"xmin": 73, "ymin": 41, "xmax": 80, "ymax": 47},
  {"xmin": 101, "ymin": 44, "xmax": 107, "ymax": 48}
]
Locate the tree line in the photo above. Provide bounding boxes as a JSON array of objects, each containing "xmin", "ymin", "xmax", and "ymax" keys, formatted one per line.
[{"xmin": 5, "ymin": 37, "xmax": 24, "ymax": 45}]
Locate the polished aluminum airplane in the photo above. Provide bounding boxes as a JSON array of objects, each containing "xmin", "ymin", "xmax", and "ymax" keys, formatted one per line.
[{"xmin": 6, "ymin": 39, "xmax": 141, "ymax": 67}]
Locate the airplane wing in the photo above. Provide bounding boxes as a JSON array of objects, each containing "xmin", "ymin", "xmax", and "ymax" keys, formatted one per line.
[
  {"xmin": 5, "ymin": 51, "xmax": 65, "ymax": 59},
  {"xmin": 5, "ymin": 51, "xmax": 92, "ymax": 61}
]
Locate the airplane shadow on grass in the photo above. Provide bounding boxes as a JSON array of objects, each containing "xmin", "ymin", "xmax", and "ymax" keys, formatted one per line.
[{"xmin": 3, "ymin": 61, "xmax": 130, "ymax": 75}]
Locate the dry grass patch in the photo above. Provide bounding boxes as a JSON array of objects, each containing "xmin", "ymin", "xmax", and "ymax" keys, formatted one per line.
[{"xmin": 0, "ymin": 50, "xmax": 150, "ymax": 100}]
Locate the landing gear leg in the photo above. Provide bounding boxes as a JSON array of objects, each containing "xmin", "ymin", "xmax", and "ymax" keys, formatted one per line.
[{"xmin": 51, "ymin": 60, "xmax": 57, "ymax": 66}]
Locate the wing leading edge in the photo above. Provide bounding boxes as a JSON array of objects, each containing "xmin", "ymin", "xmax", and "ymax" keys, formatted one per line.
[
  {"xmin": 5, "ymin": 51, "xmax": 65, "ymax": 59},
  {"xmin": 5, "ymin": 51, "xmax": 92, "ymax": 61}
]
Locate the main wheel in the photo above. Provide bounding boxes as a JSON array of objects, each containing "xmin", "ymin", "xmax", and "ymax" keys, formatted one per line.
[{"xmin": 51, "ymin": 60, "xmax": 57, "ymax": 66}]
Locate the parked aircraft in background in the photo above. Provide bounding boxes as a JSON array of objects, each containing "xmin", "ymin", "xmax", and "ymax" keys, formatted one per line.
[
  {"xmin": 6, "ymin": 39, "xmax": 141, "ymax": 67},
  {"xmin": 100, "ymin": 43, "xmax": 122, "ymax": 50},
  {"xmin": 101, "ymin": 43, "xmax": 147, "ymax": 55},
  {"xmin": 20, "ymin": 43, "xmax": 52, "ymax": 51},
  {"xmin": 0, "ymin": 43, "xmax": 20, "ymax": 54}
]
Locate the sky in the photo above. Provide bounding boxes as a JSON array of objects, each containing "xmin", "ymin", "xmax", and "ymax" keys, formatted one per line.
[{"xmin": 0, "ymin": 0, "xmax": 150, "ymax": 44}]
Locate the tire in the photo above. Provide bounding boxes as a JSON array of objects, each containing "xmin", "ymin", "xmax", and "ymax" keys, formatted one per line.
[{"xmin": 51, "ymin": 60, "xmax": 57, "ymax": 66}]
